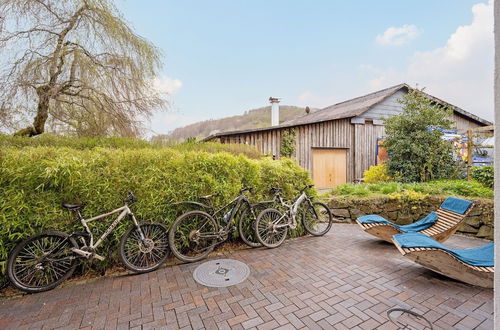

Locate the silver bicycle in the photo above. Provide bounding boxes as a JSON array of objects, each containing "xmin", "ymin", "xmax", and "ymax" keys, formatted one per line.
[
  {"xmin": 255, "ymin": 185, "xmax": 333, "ymax": 248},
  {"xmin": 7, "ymin": 191, "xmax": 169, "ymax": 293}
]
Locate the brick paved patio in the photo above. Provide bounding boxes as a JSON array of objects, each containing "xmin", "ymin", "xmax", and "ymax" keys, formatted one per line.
[{"xmin": 0, "ymin": 224, "xmax": 493, "ymax": 329}]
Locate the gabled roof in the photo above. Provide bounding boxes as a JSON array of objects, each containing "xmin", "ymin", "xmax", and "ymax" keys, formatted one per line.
[
  {"xmin": 283, "ymin": 83, "xmax": 407, "ymax": 126},
  {"xmin": 204, "ymin": 83, "xmax": 492, "ymax": 140}
]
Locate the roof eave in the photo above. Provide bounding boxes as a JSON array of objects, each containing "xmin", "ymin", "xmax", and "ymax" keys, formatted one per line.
[{"xmin": 204, "ymin": 114, "xmax": 358, "ymax": 139}]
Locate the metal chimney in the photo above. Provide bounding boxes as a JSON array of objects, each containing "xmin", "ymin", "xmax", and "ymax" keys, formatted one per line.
[{"xmin": 269, "ymin": 97, "xmax": 280, "ymax": 126}]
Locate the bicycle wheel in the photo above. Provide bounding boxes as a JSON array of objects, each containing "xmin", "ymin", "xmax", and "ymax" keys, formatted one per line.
[
  {"xmin": 120, "ymin": 223, "xmax": 170, "ymax": 273},
  {"xmin": 7, "ymin": 231, "xmax": 78, "ymax": 293},
  {"xmin": 238, "ymin": 205, "xmax": 262, "ymax": 248},
  {"xmin": 168, "ymin": 211, "xmax": 218, "ymax": 263},
  {"xmin": 302, "ymin": 201, "xmax": 333, "ymax": 236},
  {"xmin": 255, "ymin": 208, "xmax": 288, "ymax": 248}
]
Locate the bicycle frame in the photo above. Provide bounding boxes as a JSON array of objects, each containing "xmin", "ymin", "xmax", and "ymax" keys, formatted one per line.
[
  {"xmin": 189, "ymin": 189, "xmax": 281, "ymax": 244},
  {"xmin": 212, "ymin": 191, "xmax": 280, "ymax": 233},
  {"xmin": 275, "ymin": 191, "xmax": 310, "ymax": 229},
  {"xmin": 212, "ymin": 194, "xmax": 249, "ymax": 232},
  {"xmin": 71, "ymin": 204, "xmax": 142, "ymax": 260}
]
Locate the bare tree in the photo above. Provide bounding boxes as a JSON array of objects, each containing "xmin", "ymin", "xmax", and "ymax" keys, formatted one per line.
[{"xmin": 0, "ymin": 0, "xmax": 166, "ymax": 137}]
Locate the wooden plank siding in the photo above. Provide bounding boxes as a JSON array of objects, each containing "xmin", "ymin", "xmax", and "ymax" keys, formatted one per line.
[
  {"xmin": 452, "ymin": 113, "xmax": 482, "ymax": 131},
  {"xmin": 212, "ymin": 118, "xmax": 355, "ymax": 182},
  {"xmin": 208, "ymin": 97, "xmax": 486, "ymax": 187},
  {"xmin": 353, "ymin": 123, "xmax": 386, "ymax": 180},
  {"xmin": 356, "ymin": 90, "xmax": 407, "ymax": 120},
  {"xmin": 295, "ymin": 119, "xmax": 353, "ymax": 181}
]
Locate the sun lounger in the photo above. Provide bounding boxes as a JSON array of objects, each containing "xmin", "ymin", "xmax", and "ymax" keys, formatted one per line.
[
  {"xmin": 355, "ymin": 197, "xmax": 474, "ymax": 243},
  {"xmin": 392, "ymin": 232, "xmax": 494, "ymax": 288}
]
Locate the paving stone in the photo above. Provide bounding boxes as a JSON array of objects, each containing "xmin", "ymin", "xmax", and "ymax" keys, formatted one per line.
[{"xmin": 0, "ymin": 224, "xmax": 492, "ymax": 329}]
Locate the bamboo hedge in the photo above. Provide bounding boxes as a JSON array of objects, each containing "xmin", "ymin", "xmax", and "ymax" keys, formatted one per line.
[{"xmin": 0, "ymin": 146, "xmax": 311, "ymax": 283}]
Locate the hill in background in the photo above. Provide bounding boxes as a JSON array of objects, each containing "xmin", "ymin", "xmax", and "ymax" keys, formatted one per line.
[{"xmin": 154, "ymin": 105, "xmax": 314, "ymax": 142}]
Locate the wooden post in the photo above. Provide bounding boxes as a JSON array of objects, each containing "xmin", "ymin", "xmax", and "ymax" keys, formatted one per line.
[{"xmin": 467, "ymin": 129, "xmax": 473, "ymax": 180}]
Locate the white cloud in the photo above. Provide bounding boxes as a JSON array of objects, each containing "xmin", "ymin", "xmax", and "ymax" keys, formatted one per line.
[
  {"xmin": 365, "ymin": 0, "xmax": 493, "ymax": 121},
  {"xmin": 143, "ymin": 76, "xmax": 184, "ymax": 136},
  {"xmin": 152, "ymin": 76, "xmax": 183, "ymax": 96},
  {"xmin": 150, "ymin": 112, "xmax": 206, "ymax": 134},
  {"xmin": 375, "ymin": 24, "xmax": 421, "ymax": 46}
]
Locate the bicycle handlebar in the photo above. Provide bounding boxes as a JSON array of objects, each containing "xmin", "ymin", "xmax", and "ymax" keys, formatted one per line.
[
  {"xmin": 239, "ymin": 187, "xmax": 254, "ymax": 193},
  {"xmin": 125, "ymin": 191, "xmax": 137, "ymax": 204},
  {"xmin": 301, "ymin": 184, "xmax": 314, "ymax": 192}
]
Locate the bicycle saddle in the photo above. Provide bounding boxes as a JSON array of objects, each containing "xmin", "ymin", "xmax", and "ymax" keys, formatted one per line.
[
  {"xmin": 199, "ymin": 194, "xmax": 217, "ymax": 200},
  {"xmin": 62, "ymin": 203, "xmax": 84, "ymax": 210}
]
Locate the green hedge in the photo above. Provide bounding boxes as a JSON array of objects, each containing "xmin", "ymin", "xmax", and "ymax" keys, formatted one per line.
[
  {"xmin": 0, "ymin": 133, "xmax": 263, "ymax": 159},
  {"xmin": 0, "ymin": 146, "xmax": 311, "ymax": 283}
]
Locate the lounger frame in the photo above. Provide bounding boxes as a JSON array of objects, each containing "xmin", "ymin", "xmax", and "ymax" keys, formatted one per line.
[
  {"xmin": 393, "ymin": 243, "xmax": 494, "ymax": 288},
  {"xmin": 356, "ymin": 206, "xmax": 473, "ymax": 243}
]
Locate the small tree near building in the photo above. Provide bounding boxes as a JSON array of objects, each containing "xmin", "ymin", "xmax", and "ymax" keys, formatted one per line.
[{"xmin": 383, "ymin": 88, "xmax": 460, "ymax": 182}]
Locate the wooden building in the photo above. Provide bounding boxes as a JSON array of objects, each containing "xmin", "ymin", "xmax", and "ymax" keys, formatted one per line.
[{"xmin": 204, "ymin": 84, "xmax": 492, "ymax": 188}]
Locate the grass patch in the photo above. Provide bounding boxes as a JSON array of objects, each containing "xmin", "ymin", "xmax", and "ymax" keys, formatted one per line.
[{"xmin": 331, "ymin": 180, "xmax": 493, "ymax": 199}]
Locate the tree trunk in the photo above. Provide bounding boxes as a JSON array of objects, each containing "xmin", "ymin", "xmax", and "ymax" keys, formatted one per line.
[{"xmin": 14, "ymin": 87, "xmax": 50, "ymax": 137}]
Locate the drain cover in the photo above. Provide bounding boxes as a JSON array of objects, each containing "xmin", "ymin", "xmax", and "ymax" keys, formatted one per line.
[{"xmin": 193, "ymin": 259, "xmax": 250, "ymax": 287}]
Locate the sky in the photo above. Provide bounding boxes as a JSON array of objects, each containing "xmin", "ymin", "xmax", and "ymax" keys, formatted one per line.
[{"xmin": 116, "ymin": 0, "xmax": 494, "ymax": 136}]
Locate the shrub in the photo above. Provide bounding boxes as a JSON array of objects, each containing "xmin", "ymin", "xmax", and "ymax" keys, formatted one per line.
[
  {"xmin": 388, "ymin": 190, "xmax": 429, "ymax": 203},
  {"xmin": 0, "ymin": 133, "xmax": 263, "ymax": 159},
  {"xmin": 280, "ymin": 129, "xmax": 296, "ymax": 158},
  {"xmin": 0, "ymin": 146, "xmax": 311, "ymax": 283},
  {"xmin": 363, "ymin": 164, "xmax": 392, "ymax": 183},
  {"xmin": 471, "ymin": 166, "xmax": 494, "ymax": 188},
  {"xmin": 384, "ymin": 88, "xmax": 461, "ymax": 182}
]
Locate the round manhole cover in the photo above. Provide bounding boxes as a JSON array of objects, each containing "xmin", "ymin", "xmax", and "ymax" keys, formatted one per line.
[{"xmin": 193, "ymin": 259, "xmax": 250, "ymax": 287}]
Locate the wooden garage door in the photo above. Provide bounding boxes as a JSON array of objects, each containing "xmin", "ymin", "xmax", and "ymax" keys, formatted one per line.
[{"xmin": 312, "ymin": 148, "xmax": 347, "ymax": 188}]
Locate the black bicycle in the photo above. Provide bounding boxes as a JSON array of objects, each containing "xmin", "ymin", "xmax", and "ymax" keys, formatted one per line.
[
  {"xmin": 168, "ymin": 187, "xmax": 280, "ymax": 262},
  {"xmin": 7, "ymin": 192, "xmax": 169, "ymax": 293}
]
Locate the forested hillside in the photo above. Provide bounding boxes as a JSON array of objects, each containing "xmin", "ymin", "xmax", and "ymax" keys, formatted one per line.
[{"xmin": 154, "ymin": 105, "xmax": 314, "ymax": 142}]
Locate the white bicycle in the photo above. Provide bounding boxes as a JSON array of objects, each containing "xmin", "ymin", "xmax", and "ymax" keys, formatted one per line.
[
  {"xmin": 255, "ymin": 185, "xmax": 333, "ymax": 248},
  {"xmin": 7, "ymin": 192, "xmax": 169, "ymax": 293}
]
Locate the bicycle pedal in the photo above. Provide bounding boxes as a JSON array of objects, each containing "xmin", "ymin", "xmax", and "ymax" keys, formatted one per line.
[{"xmin": 92, "ymin": 253, "xmax": 105, "ymax": 261}]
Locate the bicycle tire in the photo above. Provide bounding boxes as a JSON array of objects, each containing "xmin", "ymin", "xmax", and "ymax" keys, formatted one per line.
[
  {"xmin": 120, "ymin": 222, "xmax": 170, "ymax": 273},
  {"xmin": 168, "ymin": 211, "xmax": 218, "ymax": 263},
  {"xmin": 7, "ymin": 231, "xmax": 78, "ymax": 293},
  {"xmin": 302, "ymin": 201, "xmax": 333, "ymax": 236},
  {"xmin": 255, "ymin": 208, "xmax": 288, "ymax": 248},
  {"xmin": 238, "ymin": 205, "xmax": 262, "ymax": 248}
]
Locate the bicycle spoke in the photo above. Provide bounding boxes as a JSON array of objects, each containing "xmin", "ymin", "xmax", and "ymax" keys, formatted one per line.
[
  {"xmin": 9, "ymin": 233, "xmax": 76, "ymax": 292},
  {"xmin": 121, "ymin": 223, "xmax": 169, "ymax": 272},
  {"xmin": 302, "ymin": 202, "xmax": 332, "ymax": 236},
  {"xmin": 256, "ymin": 209, "xmax": 288, "ymax": 248},
  {"xmin": 169, "ymin": 212, "xmax": 217, "ymax": 262}
]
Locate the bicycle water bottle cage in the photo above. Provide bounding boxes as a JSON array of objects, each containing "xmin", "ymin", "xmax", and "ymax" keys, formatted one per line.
[{"xmin": 222, "ymin": 210, "xmax": 232, "ymax": 224}]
